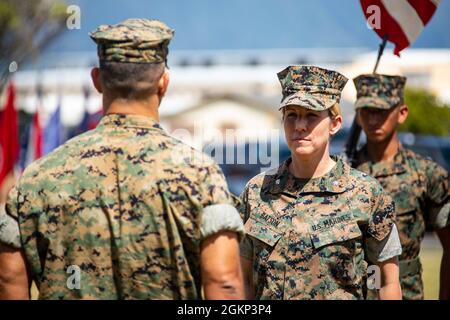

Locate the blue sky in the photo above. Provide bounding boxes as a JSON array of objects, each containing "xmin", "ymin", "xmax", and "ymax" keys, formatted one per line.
[{"xmin": 46, "ymin": 0, "xmax": 450, "ymax": 53}]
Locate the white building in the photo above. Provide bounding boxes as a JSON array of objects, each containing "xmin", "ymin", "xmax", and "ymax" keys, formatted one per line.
[{"xmin": 2, "ymin": 48, "xmax": 449, "ymax": 140}]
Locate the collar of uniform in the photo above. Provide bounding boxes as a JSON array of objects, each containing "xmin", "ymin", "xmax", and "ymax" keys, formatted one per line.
[
  {"xmin": 268, "ymin": 155, "xmax": 349, "ymax": 197},
  {"xmin": 357, "ymin": 144, "xmax": 408, "ymax": 177},
  {"xmin": 98, "ymin": 113, "xmax": 163, "ymax": 130}
]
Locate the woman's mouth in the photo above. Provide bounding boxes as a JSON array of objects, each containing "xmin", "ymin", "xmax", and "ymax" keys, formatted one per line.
[
  {"xmin": 292, "ymin": 137, "xmax": 310, "ymax": 142},
  {"xmin": 292, "ymin": 135, "xmax": 310, "ymax": 140}
]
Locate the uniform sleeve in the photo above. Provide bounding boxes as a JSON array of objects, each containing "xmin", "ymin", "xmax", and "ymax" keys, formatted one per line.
[
  {"xmin": 198, "ymin": 163, "xmax": 244, "ymax": 240},
  {"xmin": 366, "ymin": 224, "xmax": 402, "ymax": 263},
  {"xmin": 237, "ymin": 187, "xmax": 253, "ymax": 259},
  {"xmin": 424, "ymin": 161, "xmax": 450, "ymax": 230},
  {"xmin": 365, "ymin": 186, "xmax": 402, "ymax": 263},
  {"xmin": 0, "ymin": 185, "xmax": 21, "ymax": 249}
]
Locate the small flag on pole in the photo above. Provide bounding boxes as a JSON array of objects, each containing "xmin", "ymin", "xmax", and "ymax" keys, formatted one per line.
[
  {"xmin": 43, "ymin": 102, "xmax": 62, "ymax": 155},
  {"xmin": 0, "ymin": 82, "xmax": 19, "ymax": 188},
  {"xmin": 361, "ymin": 0, "xmax": 440, "ymax": 56},
  {"xmin": 25, "ymin": 103, "xmax": 43, "ymax": 166}
]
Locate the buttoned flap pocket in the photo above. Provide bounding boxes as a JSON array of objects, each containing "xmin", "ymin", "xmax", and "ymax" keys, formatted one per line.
[
  {"xmin": 310, "ymin": 218, "xmax": 362, "ymax": 249},
  {"xmin": 244, "ymin": 218, "xmax": 283, "ymax": 247},
  {"xmin": 391, "ymin": 178, "xmax": 421, "ymax": 216}
]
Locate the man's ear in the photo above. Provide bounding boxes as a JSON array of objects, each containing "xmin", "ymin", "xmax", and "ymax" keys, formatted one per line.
[
  {"xmin": 158, "ymin": 71, "xmax": 170, "ymax": 98},
  {"xmin": 397, "ymin": 104, "xmax": 408, "ymax": 124},
  {"xmin": 91, "ymin": 67, "xmax": 103, "ymax": 94},
  {"xmin": 329, "ymin": 115, "xmax": 343, "ymax": 136}
]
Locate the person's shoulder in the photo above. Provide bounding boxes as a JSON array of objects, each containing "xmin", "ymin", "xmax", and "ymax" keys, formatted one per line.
[
  {"xmin": 346, "ymin": 163, "xmax": 384, "ymax": 195},
  {"xmin": 346, "ymin": 162, "xmax": 376, "ymax": 183},
  {"xmin": 19, "ymin": 130, "xmax": 99, "ymax": 184},
  {"xmin": 402, "ymin": 146, "xmax": 448, "ymax": 175},
  {"xmin": 402, "ymin": 147, "xmax": 430, "ymax": 164},
  {"xmin": 244, "ymin": 166, "xmax": 279, "ymax": 194},
  {"xmin": 160, "ymin": 134, "xmax": 222, "ymax": 170},
  {"xmin": 403, "ymin": 146, "xmax": 444, "ymax": 165}
]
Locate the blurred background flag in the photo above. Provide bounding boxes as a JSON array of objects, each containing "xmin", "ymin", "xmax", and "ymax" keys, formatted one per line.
[
  {"xmin": 70, "ymin": 88, "xmax": 92, "ymax": 138},
  {"xmin": 74, "ymin": 107, "xmax": 90, "ymax": 136},
  {"xmin": 43, "ymin": 101, "xmax": 62, "ymax": 155},
  {"xmin": 361, "ymin": 0, "xmax": 441, "ymax": 56},
  {"xmin": 346, "ymin": 0, "xmax": 443, "ymax": 164},
  {"xmin": 88, "ymin": 110, "xmax": 103, "ymax": 130},
  {"xmin": 25, "ymin": 101, "xmax": 43, "ymax": 166},
  {"xmin": 70, "ymin": 110, "xmax": 101, "ymax": 138},
  {"xmin": 0, "ymin": 82, "xmax": 19, "ymax": 189},
  {"xmin": 68, "ymin": 89, "xmax": 103, "ymax": 139}
]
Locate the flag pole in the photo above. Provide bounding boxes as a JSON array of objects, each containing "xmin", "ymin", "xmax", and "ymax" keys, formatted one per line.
[
  {"xmin": 373, "ymin": 33, "xmax": 389, "ymax": 74},
  {"xmin": 345, "ymin": 33, "xmax": 389, "ymax": 165}
]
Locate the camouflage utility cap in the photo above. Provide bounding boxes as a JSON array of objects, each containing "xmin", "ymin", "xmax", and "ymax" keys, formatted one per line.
[
  {"xmin": 354, "ymin": 74, "xmax": 406, "ymax": 110},
  {"xmin": 277, "ymin": 65, "xmax": 348, "ymax": 111},
  {"xmin": 90, "ymin": 18, "xmax": 174, "ymax": 63}
]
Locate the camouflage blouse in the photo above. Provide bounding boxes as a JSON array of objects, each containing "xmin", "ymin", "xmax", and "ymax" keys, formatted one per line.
[
  {"xmin": 355, "ymin": 145, "xmax": 449, "ymax": 300},
  {"xmin": 1, "ymin": 114, "xmax": 243, "ymax": 300},
  {"xmin": 239, "ymin": 156, "xmax": 400, "ymax": 300}
]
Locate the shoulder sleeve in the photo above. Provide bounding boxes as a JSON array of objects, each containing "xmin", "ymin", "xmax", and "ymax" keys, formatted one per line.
[
  {"xmin": 238, "ymin": 184, "xmax": 251, "ymax": 223},
  {"xmin": 367, "ymin": 185, "xmax": 396, "ymax": 242},
  {"xmin": 423, "ymin": 160, "xmax": 450, "ymax": 230},
  {"xmin": 237, "ymin": 186, "xmax": 253, "ymax": 259},
  {"xmin": 239, "ymin": 235, "xmax": 254, "ymax": 260},
  {"xmin": 0, "ymin": 185, "xmax": 21, "ymax": 249},
  {"xmin": 366, "ymin": 224, "xmax": 402, "ymax": 264},
  {"xmin": 364, "ymin": 185, "xmax": 401, "ymax": 263},
  {"xmin": 198, "ymin": 163, "xmax": 244, "ymax": 240}
]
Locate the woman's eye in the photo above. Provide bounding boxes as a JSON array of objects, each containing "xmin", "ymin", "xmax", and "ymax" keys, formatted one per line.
[
  {"xmin": 307, "ymin": 113, "xmax": 319, "ymax": 118},
  {"xmin": 286, "ymin": 113, "xmax": 296, "ymax": 118}
]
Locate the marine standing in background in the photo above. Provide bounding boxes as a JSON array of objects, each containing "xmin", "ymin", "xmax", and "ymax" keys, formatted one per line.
[
  {"xmin": 0, "ymin": 18, "xmax": 245, "ymax": 300},
  {"xmin": 352, "ymin": 74, "xmax": 450, "ymax": 300}
]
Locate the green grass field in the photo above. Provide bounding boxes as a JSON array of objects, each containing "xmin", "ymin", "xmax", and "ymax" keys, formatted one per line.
[{"xmin": 420, "ymin": 247, "xmax": 443, "ymax": 300}]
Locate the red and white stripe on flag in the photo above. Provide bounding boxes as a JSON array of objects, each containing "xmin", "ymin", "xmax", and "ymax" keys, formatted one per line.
[{"xmin": 361, "ymin": 0, "xmax": 440, "ymax": 56}]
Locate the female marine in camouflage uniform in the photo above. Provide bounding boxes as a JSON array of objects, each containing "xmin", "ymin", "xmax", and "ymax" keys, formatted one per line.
[{"xmin": 239, "ymin": 66, "xmax": 402, "ymax": 300}]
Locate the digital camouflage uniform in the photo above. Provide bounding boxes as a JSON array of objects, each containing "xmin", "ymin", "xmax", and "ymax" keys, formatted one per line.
[
  {"xmin": 240, "ymin": 157, "xmax": 401, "ymax": 300},
  {"xmin": 353, "ymin": 74, "xmax": 450, "ymax": 300},
  {"xmin": 0, "ymin": 19, "xmax": 244, "ymax": 300},
  {"xmin": 239, "ymin": 66, "xmax": 402, "ymax": 300}
]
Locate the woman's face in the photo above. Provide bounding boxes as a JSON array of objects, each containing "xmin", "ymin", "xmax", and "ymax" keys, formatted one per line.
[{"xmin": 283, "ymin": 105, "xmax": 342, "ymax": 159}]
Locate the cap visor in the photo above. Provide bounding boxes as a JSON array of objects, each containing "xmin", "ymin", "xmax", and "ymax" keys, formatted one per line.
[
  {"xmin": 279, "ymin": 93, "xmax": 335, "ymax": 111},
  {"xmin": 354, "ymin": 97, "xmax": 391, "ymax": 110}
]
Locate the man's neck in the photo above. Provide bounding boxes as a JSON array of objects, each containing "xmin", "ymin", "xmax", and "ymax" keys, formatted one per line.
[
  {"xmin": 103, "ymin": 94, "xmax": 160, "ymax": 122},
  {"xmin": 366, "ymin": 132, "xmax": 400, "ymax": 162}
]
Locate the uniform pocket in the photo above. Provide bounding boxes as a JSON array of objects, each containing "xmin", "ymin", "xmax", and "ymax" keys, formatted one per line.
[
  {"xmin": 244, "ymin": 217, "xmax": 286, "ymax": 299},
  {"xmin": 393, "ymin": 178, "xmax": 421, "ymax": 217},
  {"xmin": 244, "ymin": 217, "xmax": 283, "ymax": 247},
  {"xmin": 310, "ymin": 220, "xmax": 362, "ymax": 249},
  {"xmin": 309, "ymin": 219, "xmax": 364, "ymax": 292}
]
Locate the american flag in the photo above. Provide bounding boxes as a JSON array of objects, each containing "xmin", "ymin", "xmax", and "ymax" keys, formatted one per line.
[{"xmin": 361, "ymin": 0, "xmax": 440, "ymax": 56}]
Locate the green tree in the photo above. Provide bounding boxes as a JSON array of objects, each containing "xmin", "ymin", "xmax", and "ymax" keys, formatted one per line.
[
  {"xmin": 399, "ymin": 87, "xmax": 450, "ymax": 137},
  {"xmin": 0, "ymin": 0, "xmax": 67, "ymax": 88}
]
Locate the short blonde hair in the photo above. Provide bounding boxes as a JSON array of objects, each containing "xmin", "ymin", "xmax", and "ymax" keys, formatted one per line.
[
  {"xmin": 281, "ymin": 103, "xmax": 342, "ymax": 120},
  {"xmin": 328, "ymin": 103, "xmax": 341, "ymax": 119}
]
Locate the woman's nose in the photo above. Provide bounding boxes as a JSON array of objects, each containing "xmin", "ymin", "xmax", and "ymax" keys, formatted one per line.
[{"xmin": 295, "ymin": 117, "xmax": 308, "ymax": 131}]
